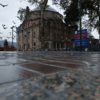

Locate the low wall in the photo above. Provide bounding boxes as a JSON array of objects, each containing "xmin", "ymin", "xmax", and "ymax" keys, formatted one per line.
[
  {"xmin": 4, "ymin": 46, "xmax": 14, "ymax": 51},
  {"xmin": 0, "ymin": 47, "xmax": 4, "ymax": 51}
]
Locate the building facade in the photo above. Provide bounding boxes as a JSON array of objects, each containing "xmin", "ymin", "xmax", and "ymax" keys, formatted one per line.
[{"xmin": 17, "ymin": 5, "xmax": 77, "ymax": 51}]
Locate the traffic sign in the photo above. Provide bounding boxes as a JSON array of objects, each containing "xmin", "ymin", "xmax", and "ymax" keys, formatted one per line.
[
  {"xmin": 74, "ymin": 38, "xmax": 87, "ymax": 42},
  {"xmin": 74, "ymin": 29, "xmax": 87, "ymax": 47},
  {"xmin": 74, "ymin": 36, "xmax": 87, "ymax": 40},
  {"xmin": 74, "ymin": 29, "xmax": 87, "ymax": 34},
  {"xmin": 75, "ymin": 44, "xmax": 87, "ymax": 47},
  {"xmin": 74, "ymin": 41, "xmax": 87, "ymax": 44},
  {"xmin": 74, "ymin": 33, "xmax": 87, "ymax": 37}
]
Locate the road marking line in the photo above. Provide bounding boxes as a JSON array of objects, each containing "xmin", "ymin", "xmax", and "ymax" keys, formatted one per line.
[
  {"xmin": 33, "ymin": 58, "xmax": 85, "ymax": 65},
  {"xmin": 82, "ymin": 61, "xmax": 90, "ymax": 67},
  {"xmin": 28, "ymin": 81, "xmax": 57, "ymax": 99},
  {"xmin": 36, "ymin": 62, "xmax": 68, "ymax": 69},
  {"xmin": 17, "ymin": 66, "xmax": 45, "ymax": 76}
]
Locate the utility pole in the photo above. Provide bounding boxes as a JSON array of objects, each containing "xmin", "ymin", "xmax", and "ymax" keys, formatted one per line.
[
  {"xmin": 79, "ymin": 0, "xmax": 82, "ymax": 52},
  {"xmin": 11, "ymin": 26, "xmax": 14, "ymax": 46}
]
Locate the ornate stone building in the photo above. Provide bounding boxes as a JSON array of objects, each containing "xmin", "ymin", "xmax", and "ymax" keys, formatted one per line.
[{"xmin": 17, "ymin": 5, "xmax": 77, "ymax": 51}]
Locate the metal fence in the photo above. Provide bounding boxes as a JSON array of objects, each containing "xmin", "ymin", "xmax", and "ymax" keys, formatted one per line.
[{"xmin": 73, "ymin": 44, "xmax": 100, "ymax": 51}]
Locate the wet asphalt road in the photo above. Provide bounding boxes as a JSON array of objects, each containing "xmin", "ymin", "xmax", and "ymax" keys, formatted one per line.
[{"xmin": 0, "ymin": 51, "xmax": 100, "ymax": 84}]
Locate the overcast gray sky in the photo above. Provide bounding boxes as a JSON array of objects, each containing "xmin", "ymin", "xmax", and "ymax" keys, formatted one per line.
[{"xmin": 0, "ymin": 0, "xmax": 99, "ymax": 43}]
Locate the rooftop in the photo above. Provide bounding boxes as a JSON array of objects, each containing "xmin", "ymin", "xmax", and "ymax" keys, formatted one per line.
[{"xmin": 33, "ymin": 5, "xmax": 58, "ymax": 13}]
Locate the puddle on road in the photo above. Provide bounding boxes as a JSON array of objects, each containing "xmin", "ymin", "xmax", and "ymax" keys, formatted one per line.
[
  {"xmin": 0, "ymin": 60, "xmax": 10, "ymax": 66},
  {"xmin": 5, "ymin": 59, "xmax": 30, "ymax": 64},
  {"xmin": 0, "ymin": 66, "xmax": 39, "ymax": 84},
  {"xmin": 0, "ymin": 52, "xmax": 100, "ymax": 85},
  {"xmin": 20, "ymin": 63, "xmax": 65, "ymax": 74}
]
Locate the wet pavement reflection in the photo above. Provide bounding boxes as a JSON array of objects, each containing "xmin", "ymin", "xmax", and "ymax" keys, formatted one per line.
[
  {"xmin": 0, "ymin": 65, "xmax": 39, "ymax": 84},
  {"xmin": 0, "ymin": 51, "xmax": 100, "ymax": 100},
  {"xmin": 0, "ymin": 51, "xmax": 100, "ymax": 84},
  {"xmin": 20, "ymin": 63, "xmax": 65, "ymax": 74}
]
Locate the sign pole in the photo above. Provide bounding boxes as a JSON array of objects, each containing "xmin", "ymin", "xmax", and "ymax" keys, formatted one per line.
[{"xmin": 79, "ymin": 0, "xmax": 82, "ymax": 52}]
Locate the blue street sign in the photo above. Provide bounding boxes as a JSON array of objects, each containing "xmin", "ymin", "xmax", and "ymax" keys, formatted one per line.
[
  {"xmin": 74, "ymin": 38, "xmax": 87, "ymax": 47},
  {"xmin": 74, "ymin": 41, "xmax": 87, "ymax": 44},
  {"xmin": 74, "ymin": 44, "xmax": 87, "ymax": 47},
  {"xmin": 75, "ymin": 44, "xmax": 87, "ymax": 47},
  {"xmin": 81, "ymin": 29, "xmax": 87, "ymax": 34},
  {"xmin": 82, "ymin": 44, "xmax": 87, "ymax": 46},
  {"xmin": 83, "ymin": 38, "xmax": 87, "ymax": 41},
  {"xmin": 74, "ymin": 36, "xmax": 87, "ymax": 40},
  {"xmin": 74, "ymin": 38, "xmax": 87, "ymax": 42},
  {"xmin": 74, "ymin": 29, "xmax": 87, "ymax": 47},
  {"xmin": 74, "ymin": 29, "xmax": 87, "ymax": 34}
]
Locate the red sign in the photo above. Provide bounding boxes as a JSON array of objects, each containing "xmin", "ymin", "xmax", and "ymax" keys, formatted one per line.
[
  {"xmin": 74, "ymin": 33, "xmax": 87, "ymax": 37},
  {"xmin": 82, "ymin": 33, "xmax": 87, "ymax": 36}
]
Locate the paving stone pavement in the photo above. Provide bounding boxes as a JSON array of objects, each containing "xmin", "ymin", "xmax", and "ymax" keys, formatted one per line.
[
  {"xmin": 0, "ymin": 51, "xmax": 100, "ymax": 100},
  {"xmin": 0, "ymin": 65, "xmax": 100, "ymax": 100}
]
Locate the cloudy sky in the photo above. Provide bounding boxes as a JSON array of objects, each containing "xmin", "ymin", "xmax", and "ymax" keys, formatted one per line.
[{"xmin": 0, "ymin": 0, "xmax": 99, "ymax": 43}]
